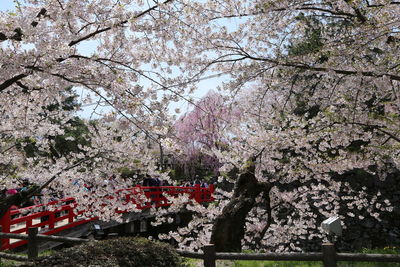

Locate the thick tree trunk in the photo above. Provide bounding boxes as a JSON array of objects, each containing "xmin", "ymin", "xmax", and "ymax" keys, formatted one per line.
[{"xmin": 210, "ymin": 160, "xmax": 271, "ymax": 252}]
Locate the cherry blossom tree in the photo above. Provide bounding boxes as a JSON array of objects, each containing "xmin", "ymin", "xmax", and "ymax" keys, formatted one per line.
[
  {"xmin": 0, "ymin": 0, "xmax": 176, "ymax": 218},
  {"xmin": 1, "ymin": 0, "xmax": 399, "ymax": 253},
  {"xmin": 152, "ymin": 0, "xmax": 400, "ymax": 252},
  {"xmin": 173, "ymin": 90, "xmax": 239, "ymax": 178}
]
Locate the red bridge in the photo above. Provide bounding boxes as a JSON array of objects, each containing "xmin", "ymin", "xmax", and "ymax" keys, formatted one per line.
[{"xmin": 0, "ymin": 184, "xmax": 215, "ymax": 250}]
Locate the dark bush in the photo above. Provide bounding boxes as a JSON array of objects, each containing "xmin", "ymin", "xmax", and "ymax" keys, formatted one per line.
[{"xmin": 32, "ymin": 237, "xmax": 184, "ymax": 267}]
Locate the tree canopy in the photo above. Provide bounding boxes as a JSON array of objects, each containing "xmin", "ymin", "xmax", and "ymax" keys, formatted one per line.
[{"xmin": 1, "ymin": 0, "xmax": 399, "ymax": 252}]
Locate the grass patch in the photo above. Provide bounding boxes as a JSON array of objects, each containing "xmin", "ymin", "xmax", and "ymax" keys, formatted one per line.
[
  {"xmin": 233, "ymin": 261, "xmax": 321, "ymax": 267},
  {"xmin": 184, "ymin": 247, "xmax": 400, "ymax": 267},
  {"xmin": 0, "ymin": 260, "xmax": 16, "ymax": 267},
  {"xmin": 183, "ymin": 257, "xmax": 200, "ymax": 266},
  {"xmin": 339, "ymin": 247, "xmax": 400, "ymax": 267}
]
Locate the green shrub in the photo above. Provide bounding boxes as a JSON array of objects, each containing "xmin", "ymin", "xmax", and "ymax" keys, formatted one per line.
[
  {"xmin": 0, "ymin": 260, "xmax": 16, "ymax": 267},
  {"xmin": 32, "ymin": 237, "xmax": 184, "ymax": 267}
]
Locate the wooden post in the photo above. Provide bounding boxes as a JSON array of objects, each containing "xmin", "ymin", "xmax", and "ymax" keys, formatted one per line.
[
  {"xmin": 322, "ymin": 242, "xmax": 337, "ymax": 267},
  {"xmin": 203, "ymin": 244, "xmax": 216, "ymax": 267},
  {"xmin": 140, "ymin": 220, "xmax": 147, "ymax": 232},
  {"xmin": 124, "ymin": 222, "xmax": 135, "ymax": 234},
  {"xmin": 28, "ymin": 227, "xmax": 39, "ymax": 260}
]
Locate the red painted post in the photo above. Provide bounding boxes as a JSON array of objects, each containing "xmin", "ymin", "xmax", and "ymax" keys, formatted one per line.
[
  {"xmin": 68, "ymin": 205, "xmax": 74, "ymax": 223},
  {"xmin": 194, "ymin": 184, "xmax": 201, "ymax": 203},
  {"xmin": 49, "ymin": 212, "xmax": 55, "ymax": 229},
  {"xmin": 156, "ymin": 187, "xmax": 162, "ymax": 206},
  {"xmin": 26, "ymin": 217, "xmax": 32, "ymax": 228},
  {"xmin": 0, "ymin": 208, "xmax": 11, "ymax": 250}
]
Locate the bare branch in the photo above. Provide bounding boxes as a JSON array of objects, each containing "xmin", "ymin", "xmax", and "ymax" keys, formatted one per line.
[
  {"xmin": 0, "ymin": 73, "xmax": 28, "ymax": 92},
  {"xmin": 68, "ymin": 0, "xmax": 174, "ymax": 47},
  {"xmin": 245, "ymin": 54, "xmax": 400, "ymax": 81}
]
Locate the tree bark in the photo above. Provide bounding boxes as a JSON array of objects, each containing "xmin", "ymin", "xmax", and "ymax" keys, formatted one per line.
[{"xmin": 210, "ymin": 160, "xmax": 272, "ymax": 252}]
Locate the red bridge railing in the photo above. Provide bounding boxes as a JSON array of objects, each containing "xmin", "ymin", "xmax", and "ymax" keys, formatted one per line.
[{"xmin": 0, "ymin": 184, "xmax": 214, "ymax": 250}]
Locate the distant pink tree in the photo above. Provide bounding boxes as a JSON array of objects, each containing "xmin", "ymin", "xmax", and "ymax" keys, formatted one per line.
[{"xmin": 174, "ymin": 91, "xmax": 239, "ymax": 177}]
